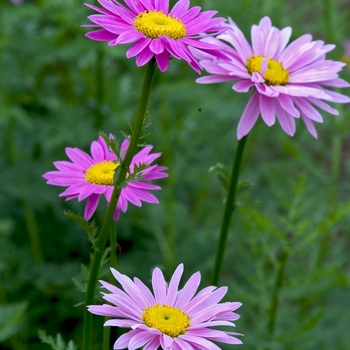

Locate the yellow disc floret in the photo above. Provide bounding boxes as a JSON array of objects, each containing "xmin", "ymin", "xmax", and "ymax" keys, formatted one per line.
[
  {"xmin": 134, "ymin": 11, "xmax": 186, "ymax": 39},
  {"xmin": 143, "ymin": 304, "xmax": 190, "ymax": 337},
  {"xmin": 85, "ymin": 161, "xmax": 118, "ymax": 186},
  {"xmin": 246, "ymin": 55, "xmax": 289, "ymax": 85}
]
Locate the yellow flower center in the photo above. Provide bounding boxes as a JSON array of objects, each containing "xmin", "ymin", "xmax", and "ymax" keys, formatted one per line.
[
  {"xmin": 143, "ymin": 304, "xmax": 190, "ymax": 337},
  {"xmin": 134, "ymin": 10, "xmax": 186, "ymax": 39},
  {"xmin": 246, "ymin": 55, "xmax": 289, "ymax": 85},
  {"xmin": 85, "ymin": 161, "xmax": 118, "ymax": 186}
]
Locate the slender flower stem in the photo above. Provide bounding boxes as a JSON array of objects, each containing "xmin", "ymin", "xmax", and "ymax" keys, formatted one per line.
[
  {"xmin": 21, "ymin": 200, "xmax": 43, "ymax": 264},
  {"xmin": 102, "ymin": 223, "xmax": 117, "ymax": 350},
  {"xmin": 267, "ymin": 247, "xmax": 289, "ymax": 335},
  {"xmin": 82, "ymin": 60, "xmax": 156, "ymax": 350},
  {"xmin": 211, "ymin": 135, "xmax": 248, "ymax": 286}
]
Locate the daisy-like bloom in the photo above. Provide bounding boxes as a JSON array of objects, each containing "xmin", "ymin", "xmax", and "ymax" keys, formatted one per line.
[
  {"xmin": 43, "ymin": 136, "xmax": 168, "ymax": 221},
  {"xmin": 84, "ymin": 0, "xmax": 228, "ymax": 73},
  {"xmin": 195, "ymin": 16, "xmax": 350, "ymax": 139},
  {"xmin": 88, "ymin": 264, "xmax": 243, "ymax": 349}
]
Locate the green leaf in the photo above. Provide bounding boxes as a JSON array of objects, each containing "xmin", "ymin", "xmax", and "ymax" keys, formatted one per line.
[
  {"xmin": 38, "ymin": 330, "xmax": 78, "ymax": 350},
  {"xmin": 64, "ymin": 211, "xmax": 98, "ymax": 244}
]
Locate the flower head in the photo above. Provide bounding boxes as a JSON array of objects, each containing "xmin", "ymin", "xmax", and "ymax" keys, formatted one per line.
[
  {"xmin": 88, "ymin": 264, "xmax": 243, "ymax": 349},
  {"xmin": 43, "ymin": 136, "xmax": 168, "ymax": 221},
  {"xmin": 195, "ymin": 17, "xmax": 350, "ymax": 139},
  {"xmin": 84, "ymin": 0, "xmax": 228, "ymax": 73}
]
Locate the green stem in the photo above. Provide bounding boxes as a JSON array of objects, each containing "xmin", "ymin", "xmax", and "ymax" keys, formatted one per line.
[
  {"xmin": 102, "ymin": 223, "xmax": 117, "ymax": 350},
  {"xmin": 323, "ymin": 0, "xmax": 336, "ymax": 43},
  {"xmin": 82, "ymin": 60, "xmax": 156, "ymax": 350},
  {"xmin": 21, "ymin": 200, "xmax": 43, "ymax": 264},
  {"xmin": 267, "ymin": 247, "xmax": 289, "ymax": 336},
  {"xmin": 211, "ymin": 135, "xmax": 248, "ymax": 286}
]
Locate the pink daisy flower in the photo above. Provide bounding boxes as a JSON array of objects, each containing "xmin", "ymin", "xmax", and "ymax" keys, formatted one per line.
[
  {"xmin": 195, "ymin": 16, "xmax": 350, "ymax": 139},
  {"xmin": 84, "ymin": 0, "xmax": 228, "ymax": 73},
  {"xmin": 43, "ymin": 136, "xmax": 168, "ymax": 221},
  {"xmin": 88, "ymin": 264, "xmax": 243, "ymax": 349}
]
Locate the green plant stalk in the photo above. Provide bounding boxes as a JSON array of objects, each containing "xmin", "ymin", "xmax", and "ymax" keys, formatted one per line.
[
  {"xmin": 21, "ymin": 200, "xmax": 43, "ymax": 264},
  {"xmin": 82, "ymin": 60, "xmax": 156, "ymax": 350},
  {"xmin": 7, "ymin": 120, "xmax": 44, "ymax": 264},
  {"xmin": 102, "ymin": 223, "xmax": 117, "ymax": 350},
  {"xmin": 323, "ymin": 0, "xmax": 335, "ymax": 44},
  {"xmin": 267, "ymin": 247, "xmax": 289, "ymax": 335},
  {"xmin": 211, "ymin": 135, "xmax": 248, "ymax": 286}
]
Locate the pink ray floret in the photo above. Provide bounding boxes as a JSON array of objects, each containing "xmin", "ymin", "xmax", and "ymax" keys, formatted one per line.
[
  {"xmin": 84, "ymin": 0, "xmax": 228, "ymax": 73},
  {"xmin": 195, "ymin": 16, "xmax": 350, "ymax": 138},
  {"xmin": 88, "ymin": 264, "xmax": 243, "ymax": 349},
  {"xmin": 42, "ymin": 136, "xmax": 168, "ymax": 221}
]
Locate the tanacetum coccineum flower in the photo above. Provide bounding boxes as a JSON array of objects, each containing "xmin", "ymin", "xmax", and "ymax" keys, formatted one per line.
[
  {"xmin": 88, "ymin": 264, "xmax": 243, "ymax": 349},
  {"xmin": 195, "ymin": 16, "xmax": 350, "ymax": 139},
  {"xmin": 84, "ymin": 0, "xmax": 227, "ymax": 73},
  {"xmin": 43, "ymin": 136, "xmax": 168, "ymax": 221}
]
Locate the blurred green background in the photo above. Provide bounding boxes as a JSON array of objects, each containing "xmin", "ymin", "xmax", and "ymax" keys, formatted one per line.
[{"xmin": 1, "ymin": 0, "xmax": 350, "ymax": 349}]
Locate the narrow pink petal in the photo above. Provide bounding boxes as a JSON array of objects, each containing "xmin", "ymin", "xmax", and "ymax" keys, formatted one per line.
[
  {"xmin": 149, "ymin": 38, "xmax": 165, "ymax": 54},
  {"xmin": 174, "ymin": 338, "xmax": 195, "ymax": 350},
  {"xmin": 84, "ymin": 193, "xmax": 100, "ymax": 221},
  {"xmin": 322, "ymin": 89, "xmax": 350, "ymax": 103},
  {"xmin": 154, "ymin": 0, "xmax": 169, "ymax": 13},
  {"xmin": 114, "ymin": 329, "xmax": 142, "ymax": 349},
  {"xmin": 152, "ymin": 267, "xmax": 167, "ymax": 304},
  {"xmin": 121, "ymin": 187, "xmax": 142, "ymax": 206},
  {"xmin": 166, "ymin": 264, "xmax": 183, "ymax": 306},
  {"xmin": 277, "ymin": 94, "xmax": 300, "ymax": 118},
  {"xmin": 143, "ymin": 337, "xmax": 161, "ymax": 350},
  {"xmin": 127, "ymin": 38, "xmax": 152, "ymax": 58},
  {"xmin": 259, "ymin": 94, "xmax": 276, "ymax": 126},
  {"xmin": 128, "ymin": 331, "xmax": 155, "ymax": 350},
  {"xmin": 185, "ymin": 287, "xmax": 228, "ymax": 316},
  {"xmin": 91, "ymin": 140, "xmax": 105, "ymax": 162},
  {"xmin": 104, "ymin": 319, "xmax": 138, "ymax": 327},
  {"xmin": 156, "ymin": 50, "xmax": 170, "ymax": 72},
  {"xmin": 279, "ymin": 34, "xmax": 313, "ymax": 68},
  {"xmin": 275, "ymin": 102, "xmax": 296, "ymax": 136},
  {"xmin": 87, "ymin": 304, "xmax": 118, "ymax": 317},
  {"xmin": 136, "ymin": 46, "xmax": 155, "ymax": 67},
  {"xmin": 305, "ymin": 97, "xmax": 338, "ymax": 115},
  {"xmin": 124, "ymin": 0, "xmax": 144, "ymax": 13},
  {"xmin": 237, "ymin": 91, "xmax": 260, "ymax": 139},
  {"xmin": 293, "ymin": 97, "xmax": 323, "ymax": 122},
  {"xmin": 134, "ymin": 277, "xmax": 156, "ymax": 306},
  {"xmin": 275, "ymin": 26, "xmax": 292, "ymax": 58},
  {"xmin": 116, "ymin": 30, "xmax": 141, "ymax": 44},
  {"xmin": 251, "ymin": 24, "xmax": 265, "ymax": 55},
  {"xmin": 301, "ymin": 115, "xmax": 318, "ymax": 138},
  {"xmin": 160, "ymin": 334, "xmax": 174, "ymax": 349},
  {"xmin": 110, "ymin": 269, "xmax": 149, "ymax": 309},
  {"xmin": 179, "ymin": 334, "xmax": 221, "ymax": 350},
  {"xmin": 196, "ymin": 75, "xmax": 236, "ymax": 84},
  {"xmin": 66, "ymin": 147, "xmax": 93, "ymax": 167},
  {"xmin": 170, "ymin": 0, "xmax": 189, "ymax": 17},
  {"xmin": 85, "ymin": 29, "xmax": 117, "ymax": 41},
  {"xmin": 175, "ymin": 272, "xmax": 200, "ymax": 308},
  {"xmin": 232, "ymin": 80, "xmax": 254, "ymax": 92}
]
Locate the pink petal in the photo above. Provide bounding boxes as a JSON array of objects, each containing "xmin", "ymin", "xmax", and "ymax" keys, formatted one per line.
[
  {"xmin": 84, "ymin": 193, "xmax": 101, "ymax": 221},
  {"xmin": 237, "ymin": 91, "xmax": 260, "ymax": 139}
]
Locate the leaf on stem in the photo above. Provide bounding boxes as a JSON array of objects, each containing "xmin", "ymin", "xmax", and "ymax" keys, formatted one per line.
[{"xmin": 38, "ymin": 330, "xmax": 77, "ymax": 350}]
